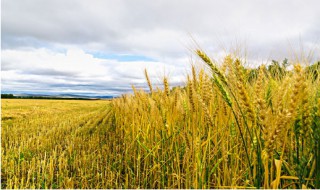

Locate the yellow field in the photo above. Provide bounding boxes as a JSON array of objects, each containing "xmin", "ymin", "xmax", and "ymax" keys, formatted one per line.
[
  {"xmin": 1, "ymin": 99, "xmax": 112, "ymax": 189},
  {"xmin": 1, "ymin": 51, "xmax": 320, "ymax": 189}
]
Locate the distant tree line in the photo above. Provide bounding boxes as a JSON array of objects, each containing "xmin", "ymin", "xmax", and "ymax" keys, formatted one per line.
[
  {"xmin": 247, "ymin": 59, "xmax": 320, "ymax": 82},
  {"xmin": 1, "ymin": 94, "xmax": 98, "ymax": 100},
  {"xmin": 1, "ymin": 94, "xmax": 15, "ymax": 98}
]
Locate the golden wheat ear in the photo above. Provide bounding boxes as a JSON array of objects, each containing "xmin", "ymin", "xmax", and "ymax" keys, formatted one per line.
[
  {"xmin": 196, "ymin": 49, "xmax": 228, "ymax": 86},
  {"xmin": 163, "ymin": 76, "xmax": 170, "ymax": 97},
  {"xmin": 144, "ymin": 68, "xmax": 153, "ymax": 93}
]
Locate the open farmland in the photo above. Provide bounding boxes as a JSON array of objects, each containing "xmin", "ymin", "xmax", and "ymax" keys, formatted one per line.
[
  {"xmin": 1, "ymin": 52, "xmax": 320, "ymax": 189},
  {"xmin": 3, "ymin": 0, "xmax": 320, "ymax": 189},
  {"xmin": 1, "ymin": 99, "xmax": 112, "ymax": 189}
]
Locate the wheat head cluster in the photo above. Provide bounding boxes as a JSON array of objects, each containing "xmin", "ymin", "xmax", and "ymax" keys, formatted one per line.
[
  {"xmin": 110, "ymin": 50, "xmax": 320, "ymax": 189},
  {"xmin": 1, "ymin": 50, "xmax": 320, "ymax": 189}
]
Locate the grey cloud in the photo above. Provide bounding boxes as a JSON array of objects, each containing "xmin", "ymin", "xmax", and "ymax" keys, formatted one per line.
[
  {"xmin": 2, "ymin": 66, "xmax": 184, "ymax": 96},
  {"xmin": 2, "ymin": 1, "xmax": 118, "ymax": 42},
  {"xmin": 1, "ymin": 35, "xmax": 48, "ymax": 50},
  {"xmin": 18, "ymin": 68, "xmax": 78, "ymax": 77},
  {"xmin": 2, "ymin": 0, "xmax": 320, "ymax": 59},
  {"xmin": 1, "ymin": 61, "xmax": 13, "ymax": 71},
  {"xmin": 4, "ymin": 0, "xmax": 319, "ymax": 57},
  {"xmin": 2, "ymin": 76, "xmax": 140, "ymax": 96}
]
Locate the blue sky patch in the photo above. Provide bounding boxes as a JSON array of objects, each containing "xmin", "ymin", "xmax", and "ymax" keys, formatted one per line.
[{"xmin": 91, "ymin": 52, "xmax": 155, "ymax": 62}]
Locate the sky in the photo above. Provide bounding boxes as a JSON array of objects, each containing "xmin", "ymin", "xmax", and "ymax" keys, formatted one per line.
[{"xmin": 1, "ymin": 0, "xmax": 320, "ymax": 96}]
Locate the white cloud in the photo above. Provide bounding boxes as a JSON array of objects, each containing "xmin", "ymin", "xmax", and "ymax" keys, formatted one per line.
[
  {"xmin": 2, "ymin": 48, "xmax": 110, "ymax": 77},
  {"xmin": 1, "ymin": 48, "xmax": 186, "ymax": 95}
]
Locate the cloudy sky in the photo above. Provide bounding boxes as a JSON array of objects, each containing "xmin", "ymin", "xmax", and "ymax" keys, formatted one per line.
[{"xmin": 2, "ymin": 0, "xmax": 320, "ymax": 96}]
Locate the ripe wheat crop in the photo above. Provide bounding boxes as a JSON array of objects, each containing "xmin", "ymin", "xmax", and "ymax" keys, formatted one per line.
[
  {"xmin": 1, "ymin": 50, "xmax": 320, "ymax": 189},
  {"xmin": 1, "ymin": 99, "xmax": 113, "ymax": 189},
  {"xmin": 108, "ymin": 50, "xmax": 320, "ymax": 189}
]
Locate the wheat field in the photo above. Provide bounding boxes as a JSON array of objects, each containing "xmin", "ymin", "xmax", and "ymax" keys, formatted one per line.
[
  {"xmin": 1, "ymin": 99, "xmax": 112, "ymax": 189},
  {"xmin": 1, "ymin": 50, "xmax": 320, "ymax": 189}
]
